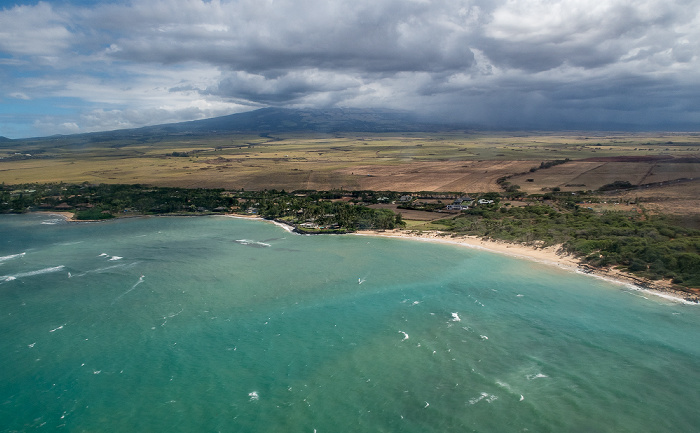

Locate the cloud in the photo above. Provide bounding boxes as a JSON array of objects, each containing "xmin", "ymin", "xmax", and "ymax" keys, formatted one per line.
[
  {"xmin": 0, "ymin": 2, "xmax": 72, "ymax": 57},
  {"xmin": 9, "ymin": 92, "xmax": 31, "ymax": 100},
  {"xmin": 0, "ymin": 0, "xmax": 699, "ymax": 137}
]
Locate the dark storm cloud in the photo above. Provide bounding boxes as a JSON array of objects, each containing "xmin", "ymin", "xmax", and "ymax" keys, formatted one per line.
[
  {"xmin": 100, "ymin": 0, "xmax": 478, "ymax": 74},
  {"xmin": 0, "ymin": 0, "xmax": 699, "ymax": 136}
]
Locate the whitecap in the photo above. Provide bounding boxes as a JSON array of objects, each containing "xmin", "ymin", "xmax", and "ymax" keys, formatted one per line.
[
  {"xmin": 468, "ymin": 392, "xmax": 498, "ymax": 405},
  {"xmin": 235, "ymin": 239, "xmax": 271, "ymax": 248},
  {"xmin": 1, "ymin": 265, "xmax": 65, "ymax": 282},
  {"xmin": 480, "ymin": 335, "xmax": 488, "ymax": 340},
  {"xmin": 399, "ymin": 331, "xmax": 409, "ymax": 341},
  {"xmin": 108, "ymin": 256, "xmax": 123, "ymax": 261},
  {"xmin": 248, "ymin": 391, "xmax": 259, "ymax": 401},
  {"xmin": 0, "ymin": 252, "xmax": 25, "ymax": 262},
  {"xmin": 526, "ymin": 373, "xmax": 548, "ymax": 380},
  {"xmin": 49, "ymin": 324, "xmax": 65, "ymax": 333},
  {"xmin": 451, "ymin": 312, "xmax": 461, "ymax": 322}
]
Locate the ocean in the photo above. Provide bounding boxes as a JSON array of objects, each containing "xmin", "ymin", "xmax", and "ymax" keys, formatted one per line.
[{"xmin": 1, "ymin": 214, "xmax": 698, "ymax": 432}]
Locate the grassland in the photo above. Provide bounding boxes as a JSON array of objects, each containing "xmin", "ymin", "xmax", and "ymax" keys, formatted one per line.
[{"xmin": 1, "ymin": 130, "xmax": 698, "ymax": 216}]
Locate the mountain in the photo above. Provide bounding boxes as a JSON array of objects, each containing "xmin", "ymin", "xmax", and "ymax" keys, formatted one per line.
[
  {"xmin": 9, "ymin": 108, "xmax": 456, "ymax": 149},
  {"xmin": 104, "ymin": 107, "xmax": 441, "ymax": 138}
]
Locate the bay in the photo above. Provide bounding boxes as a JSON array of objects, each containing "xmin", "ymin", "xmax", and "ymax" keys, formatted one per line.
[{"xmin": 1, "ymin": 214, "xmax": 698, "ymax": 432}]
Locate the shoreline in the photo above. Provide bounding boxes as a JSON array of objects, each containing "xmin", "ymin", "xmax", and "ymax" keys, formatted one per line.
[
  {"xmin": 354, "ymin": 229, "xmax": 699, "ymax": 304},
  {"xmin": 34, "ymin": 211, "xmax": 698, "ymax": 304},
  {"xmin": 37, "ymin": 211, "xmax": 78, "ymax": 221}
]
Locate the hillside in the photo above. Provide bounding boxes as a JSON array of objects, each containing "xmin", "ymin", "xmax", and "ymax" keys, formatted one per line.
[{"xmin": 11, "ymin": 108, "xmax": 441, "ymax": 147}]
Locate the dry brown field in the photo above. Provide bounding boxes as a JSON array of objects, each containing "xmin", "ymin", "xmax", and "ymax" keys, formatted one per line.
[
  {"xmin": 512, "ymin": 158, "xmax": 700, "ymax": 193},
  {"xmin": 1, "ymin": 131, "xmax": 698, "ymax": 217}
]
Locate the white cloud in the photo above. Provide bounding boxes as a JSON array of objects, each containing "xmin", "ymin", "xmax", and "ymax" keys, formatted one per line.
[
  {"xmin": 9, "ymin": 92, "xmax": 31, "ymax": 100},
  {"xmin": 0, "ymin": 2, "xmax": 72, "ymax": 57},
  {"xmin": 2, "ymin": 0, "xmax": 700, "ymax": 137}
]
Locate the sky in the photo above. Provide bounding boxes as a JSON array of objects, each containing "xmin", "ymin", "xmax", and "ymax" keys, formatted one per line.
[{"xmin": 1, "ymin": 0, "xmax": 699, "ymax": 138}]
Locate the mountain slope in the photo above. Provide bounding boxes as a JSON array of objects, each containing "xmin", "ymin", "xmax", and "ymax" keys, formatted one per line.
[{"xmin": 129, "ymin": 107, "xmax": 436, "ymax": 135}]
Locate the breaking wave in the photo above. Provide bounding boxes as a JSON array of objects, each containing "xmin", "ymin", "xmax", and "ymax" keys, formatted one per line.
[
  {"xmin": 1, "ymin": 265, "xmax": 65, "ymax": 282},
  {"xmin": 234, "ymin": 239, "xmax": 271, "ymax": 248}
]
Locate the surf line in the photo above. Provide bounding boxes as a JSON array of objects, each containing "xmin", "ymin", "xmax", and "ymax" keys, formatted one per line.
[{"xmin": 112, "ymin": 275, "xmax": 145, "ymax": 303}]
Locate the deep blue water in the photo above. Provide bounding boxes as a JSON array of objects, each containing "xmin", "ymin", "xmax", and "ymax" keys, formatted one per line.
[{"xmin": 1, "ymin": 214, "xmax": 698, "ymax": 432}]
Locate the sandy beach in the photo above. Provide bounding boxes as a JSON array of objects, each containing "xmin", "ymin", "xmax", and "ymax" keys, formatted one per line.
[
  {"xmin": 37, "ymin": 211, "xmax": 78, "ymax": 221},
  {"xmin": 43, "ymin": 211, "xmax": 697, "ymax": 303},
  {"xmin": 355, "ymin": 229, "xmax": 699, "ymax": 304}
]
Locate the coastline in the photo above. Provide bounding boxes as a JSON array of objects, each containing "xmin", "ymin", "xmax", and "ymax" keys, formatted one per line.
[
  {"xmin": 354, "ymin": 229, "xmax": 699, "ymax": 304},
  {"xmin": 38, "ymin": 211, "xmax": 78, "ymax": 221},
  {"xmin": 36, "ymin": 211, "xmax": 697, "ymax": 304}
]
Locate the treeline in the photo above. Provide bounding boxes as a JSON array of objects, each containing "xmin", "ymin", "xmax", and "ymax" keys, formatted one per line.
[
  {"xmin": 438, "ymin": 204, "xmax": 700, "ymax": 287},
  {"xmin": 0, "ymin": 183, "xmax": 403, "ymax": 231},
  {"xmin": 0, "ymin": 183, "xmax": 231, "ymax": 219}
]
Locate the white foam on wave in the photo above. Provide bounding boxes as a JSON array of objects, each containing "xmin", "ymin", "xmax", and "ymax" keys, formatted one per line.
[
  {"xmin": 98, "ymin": 253, "xmax": 109, "ymax": 257},
  {"xmin": 496, "ymin": 380, "xmax": 524, "ymax": 401},
  {"xmin": 399, "ymin": 331, "xmax": 409, "ymax": 341},
  {"xmin": 468, "ymin": 392, "xmax": 498, "ymax": 405},
  {"xmin": 49, "ymin": 324, "xmax": 65, "ymax": 333},
  {"xmin": 248, "ymin": 391, "xmax": 259, "ymax": 401},
  {"xmin": 480, "ymin": 335, "xmax": 489, "ymax": 340},
  {"xmin": 56, "ymin": 241, "xmax": 83, "ymax": 246},
  {"xmin": 1, "ymin": 265, "xmax": 65, "ymax": 282},
  {"xmin": 235, "ymin": 239, "xmax": 271, "ymax": 248},
  {"xmin": 0, "ymin": 252, "xmax": 25, "ymax": 262},
  {"xmin": 269, "ymin": 220, "xmax": 294, "ymax": 233},
  {"xmin": 108, "ymin": 256, "xmax": 123, "ymax": 261},
  {"xmin": 496, "ymin": 380, "xmax": 511, "ymax": 390},
  {"xmin": 526, "ymin": 373, "xmax": 548, "ymax": 380},
  {"xmin": 451, "ymin": 312, "xmax": 461, "ymax": 322}
]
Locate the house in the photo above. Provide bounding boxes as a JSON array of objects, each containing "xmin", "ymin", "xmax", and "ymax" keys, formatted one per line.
[
  {"xmin": 446, "ymin": 204, "xmax": 469, "ymax": 211},
  {"xmin": 399, "ymin": 195, "xmax": 413, "ymax": 202},
  {"xmin": 478, "ymin": 199, "xmax": 495, "ymax": 205}
]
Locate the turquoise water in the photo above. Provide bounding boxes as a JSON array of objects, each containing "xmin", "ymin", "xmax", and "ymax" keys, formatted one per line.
[{"xmin": 1, "ymin": 214, "xmax": 699, "ymax": 432}]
